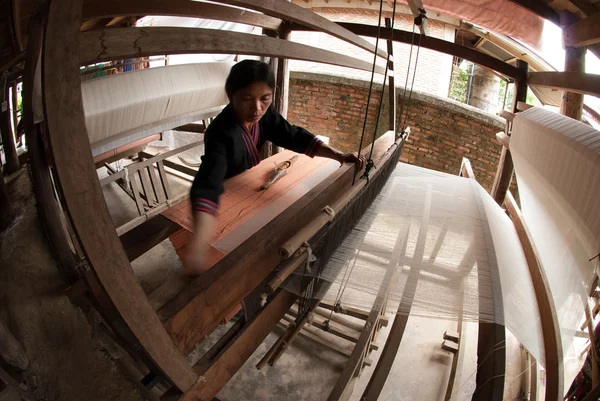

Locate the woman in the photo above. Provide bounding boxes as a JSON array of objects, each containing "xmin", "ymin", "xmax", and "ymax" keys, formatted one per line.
[{"xmin": 185, "ymin": 60, "xmax": 363, "ymax": 275}]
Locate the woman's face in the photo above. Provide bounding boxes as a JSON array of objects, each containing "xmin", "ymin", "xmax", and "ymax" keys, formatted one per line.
[{"xmin": 231, "ymin": 82, "xmax": 273, "ymax": 125}]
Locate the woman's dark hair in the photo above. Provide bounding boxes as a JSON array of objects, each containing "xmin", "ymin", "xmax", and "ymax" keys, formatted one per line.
[{"xmin": 225, "ymin": 60, "xmax": 275, "ymax": 99}]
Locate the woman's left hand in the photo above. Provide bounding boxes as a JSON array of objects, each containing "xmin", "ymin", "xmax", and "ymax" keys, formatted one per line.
[{"xmin": 338, "ymin": 153, "xmax": 365, "ymax": 170}]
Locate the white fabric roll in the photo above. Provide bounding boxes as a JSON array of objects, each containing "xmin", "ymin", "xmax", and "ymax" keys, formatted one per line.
[
  {"xmin": 511, "ymin": 107, "xmax": 600, "ymax": 388},
  {"xmin": 82, "ymin": 62, "xmax": 231, "ymax": 156}
]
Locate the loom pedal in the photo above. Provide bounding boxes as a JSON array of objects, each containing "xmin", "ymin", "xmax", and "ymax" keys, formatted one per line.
[
  {"xmin": 441, "ymin": 340, "xmax": 459, "ymax": 354},
  {"xmin": 443, "ymin": 330, "xmax": 460, "ymax": 343}
]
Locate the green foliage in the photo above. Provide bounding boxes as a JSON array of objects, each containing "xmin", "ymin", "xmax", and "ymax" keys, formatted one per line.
[{"xmin": 448, "ymin": 60, "xmax": 471, "ymax": 103}]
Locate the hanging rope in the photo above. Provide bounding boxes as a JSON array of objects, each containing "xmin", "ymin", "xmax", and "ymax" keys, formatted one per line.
[
  {"xmin": 400, "ymin": 15, "xmax": 425, "ymax": 132},
  {"xmin": 361, "ymin": 0, "xmax": 399, "ymax": 184},
  {"xmin": 353, "ymin": 0, "xmax": 385, "ymax": 185}
]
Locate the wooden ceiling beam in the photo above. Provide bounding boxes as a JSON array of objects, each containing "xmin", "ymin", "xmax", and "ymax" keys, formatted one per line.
[
  {"xmin": 82, "ymin": 0, "xmax": 282, "ymax": 31},
  {"xmin": 406, "ymin": 0, "xmax": 429, "ymax": 36},
  {"xmin": 210, "ymin": 0, "xmax": 388, "ymax": 58},
  {"xmin": 79, "ymin": 27, "xmax": 385, "ymax": 74},
  {"xmin": 506, "ymin": 0, "xmax": 561, "ymax": 25},
  {"xmin": 563, "ymin": 11, "xmax": 600, "ymax": 47},
  {"xmin": 527, "ymin": 71, "xmax": 600, "ymax": 98},
  {"xmin": 293, "ymin": 22, "xmax": 523, "ymax": 80}
]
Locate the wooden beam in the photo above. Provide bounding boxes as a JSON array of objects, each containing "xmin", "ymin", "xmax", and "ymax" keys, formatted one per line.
[
  {"xmin": 119, "ymin": 215, "xmax": 181, "ymax": 262},
  {"xmin": 491, "ymin": 60, "xmax": 527, "ymax": 205},
  {"xmin": 527, "ymin": 71, "xmax": 600, "ymax": 98},
  {"xmin": 563, "ymin": 12, "xmax": 600, "ymax": 47},
  {"xmin": 211, "ymin": 0, "xmax": 388, "ymax": 58},
  {"xmin": 179, "ymin": 290, "xmax": 298, "ymax": 401},
  {"xmin": 328, "ymin": 221, "xmax": 411, "ymax": 401},
  {"xmin": 42, "ymin": 0, "xmax": 197, "ymax": 391},
  {"xmin": 294, "ymin": 22, "xmax": 523, "ymax": 80},
  {"xmin": 505, "ymin": 0, "xmax": 561, "ymax": 25},
  {"xmin": 504, "ymin": 191, "xmax": 563, "ymax": 401},
  {"xmin": 82, "ymin": 0, "xmax": 282, "ymax": 30},
  {"xmin": 79, "ymin": 27, "xmax": 385, "ymax": 74}
]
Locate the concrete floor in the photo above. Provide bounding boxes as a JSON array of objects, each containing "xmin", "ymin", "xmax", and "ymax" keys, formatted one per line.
[{"xmin": 99, "ymin": 151, "xmax": 551, "ymax": 401}]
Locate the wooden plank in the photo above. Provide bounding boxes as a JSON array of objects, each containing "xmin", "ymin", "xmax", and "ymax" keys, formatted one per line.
[
  {"xmin": 275, "ymin": 25, "xmax": 291, "ymax": 126},
  {"xmin": 563, "ymin": 11, "xmax": 600, "ymax": 47},
  {"xmin": 505, "ymin": 0, "xmax": 561, "ymax": 25},
  {"xmin": 293, "ymin": 22, "xmax": 523, "ymax": 80},
  {"xmin": 504, "ymin": 191, "xmax": 563, "ymax": 401},
  {"xmin": 319, "ymin": 302, "xmax": 389, "ymax": 327},
  {"xmin": 139, "ymin": 168, "xmax": 157, "ymax": 206},
  {"xmin": 79, "ymin": 28, "xmax": 385, "ymax": 74},
  {"xmin": 444, "ymin": 282, "xmax": 465, "ymax": 401},
  {"xmin": 527, "ymin": 71, "xmax": 600, "ymax": 98},
  {"xmin": 148, "ymin": 165, "xmax": 166, "ymax": 203},
  {"xmin": 499, "ymin": 110, "xmax": 515, "ymax": 122},
  {"xmin": 360, "ymin": 187, "xmax": 432, "ymax": 401},
  {"xmin": 82, "ymin": 0, "xmax": 282, "ymax": 30},
  {"xmin": 496, "ymin": 132, "xmax": 510, "ymax": 149},
  {"xmin": 180, "ymin": 290, "xmax": 298, "ymax": 401},
  {"xmin": 129, "ymin": 171, "xmax": 145, "ymax": 215},
  {"xmin": 327, "ymin": 221, "xmax": 411, "ymax": 401},
  {"xmin": 156, "ymin": 134, "xmax": 398, "ymax": 354},
  {"xmin": 288, "ymin": 308, "xmax": 361, "ymax": 344},
  {"xmin": 516, "ymin": 101, "xmax": 533, "ymax": 111},
  {"xmin": 157, "ymin": 161, "xmax": 172, "ymax": 199},
  {"xmin": 211, "ymin": 0, "xmax": 387, "ymax": 58},
  {"xmin": 42, "ymin": 0, "xmax": 197, "ymax": 391},
  {"xmin": 119, "ymin": 215, "xmax": 181, "ymax": 262}
]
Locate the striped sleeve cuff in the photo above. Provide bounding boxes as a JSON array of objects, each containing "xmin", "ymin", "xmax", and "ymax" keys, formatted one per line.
[
  {"xmin": 305, "ymin": 136, "xmax": 323, "ymax": 158},
  {"xmin": 192, "ymin": 198, "xmax": 219, "ymax": 216}
]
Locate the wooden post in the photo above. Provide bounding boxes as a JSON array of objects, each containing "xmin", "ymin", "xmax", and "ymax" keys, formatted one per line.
[
  {"xmin": 0, "ymin": 173, "xmax": 13, "ymax": 231},
  {"xmin": 23, "ymin": 4, "xmax": 79, "ymax": 282},
  {"xmin": 274, "ymin": 23, "xmax": 291, "ymax": 155},
  {"xmin": 385, "ymin": 18, "xmax": 396, "ymax": 133},
  {"xmin": 11, "ymin": 80, "xmax": 19, "ymax": 143},
  {"xmin": 560, "ymin": 12, "xmax": 584, "ymax": 121},
  {"xmin": 43, "ymin": 0, "xmax": 197, "ymax": 391},
  {"xmin": 262, "ymin": 28, "xmax": 279, "ymax": 160},
  {"xmin": 490, "ymin": 60, "xmax": 527, "ymax": 206},
  {"xmin": 560, "ymin": 47, "xmax": 585, "ymax": 120},
  {"xmin": 1, "ymin": 81, "xmax": 19, "ymax": 174}
]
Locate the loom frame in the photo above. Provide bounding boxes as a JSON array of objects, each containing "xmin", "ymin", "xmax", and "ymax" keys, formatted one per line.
[
  {"xmin": 37, "ymin": 1, "xmax": 404, "ymax": 399},
  {"xmin": 29, "ymin": 0, "xmax": 569, "ymax": 400}
]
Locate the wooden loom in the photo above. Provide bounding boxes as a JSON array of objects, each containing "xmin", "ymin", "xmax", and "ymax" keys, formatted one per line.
[{"xmin": 16, "ymin": 0, "xmax": 600, "ymax": 400}]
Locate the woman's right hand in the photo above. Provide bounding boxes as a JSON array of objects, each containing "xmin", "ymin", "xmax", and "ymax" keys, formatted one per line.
[
  {"xmin": 183, "ymin": 239, "xmax": 210, "ymax": 276},
  {"xmin": 182, "ymin": 210, "xmax": 218, "ymax": 276}
]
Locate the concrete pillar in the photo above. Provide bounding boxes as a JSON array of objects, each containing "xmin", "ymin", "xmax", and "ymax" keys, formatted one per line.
[{"xmin": 468, "ymin": 64, "xmax": 501, "ymax": 114}]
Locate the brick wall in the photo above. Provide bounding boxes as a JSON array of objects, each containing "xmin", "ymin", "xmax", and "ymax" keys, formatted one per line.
[
  {"xmin": 289, "ymin": 9, "xmax": 454, "ymax": 98},
  {"xmin": 288, "ymin": 72, "xmax": 506, "ymax": 192}
]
